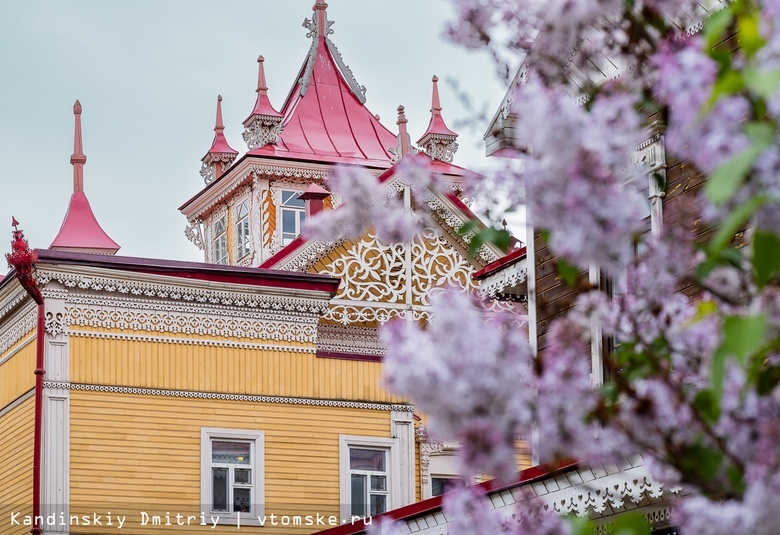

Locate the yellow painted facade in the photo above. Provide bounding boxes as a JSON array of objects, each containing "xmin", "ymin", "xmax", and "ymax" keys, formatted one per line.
[
  {"xmin": 0, "ymin": 335, "xmax": 36, "ymax": 410},
  {"xmin": 67, "ymin": 330, "xmax": 402, "ymax": 403},
  {"xmin": 0, "ymin": 395, "xmax": 34, "ymax": 535},
  {"xmin": 69, "ymin": 390, "xmax": 390, "ymax": 534}
]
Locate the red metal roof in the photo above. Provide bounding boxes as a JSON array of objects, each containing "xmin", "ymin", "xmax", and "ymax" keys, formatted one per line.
[
  {"xmin": 49, "ymin": 192, "xmax": 120, "ymax": 254},
  {"xmin": 204, "ymin": 95, "xmax": 238, "ymax": 157},
  {"xmin": 311, "ymin": 459, "xmax": 580, "ymax": 535},
  {"xmin": 472, "ymin": 246, "xmax": 528, "ymax": 279},
  {"xmin": 50, "ymin": 101, "xmax": 120, "ymax": 254},
  {"xmin": 247, "ymin": 33, "xmax": 397, "ymax": 167},
  {"xmin": 417, "ymin": 75, "xmax": 458, "ymax": 143}
]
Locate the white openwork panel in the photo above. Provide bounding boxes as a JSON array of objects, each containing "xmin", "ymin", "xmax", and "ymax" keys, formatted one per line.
[
  {"xmin": 410, "ymin": 232, "xmax": 476, "ymax": 307},
  {"xmin": 326, "ymin": 235, "xmax": 407, "ymax": 304}
]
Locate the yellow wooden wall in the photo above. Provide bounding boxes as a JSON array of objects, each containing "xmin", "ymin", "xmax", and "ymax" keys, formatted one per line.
[
  {"xmin": 69, "ymin": 390, "xmax": 390, "ymax": 534},
  {"xmin": 68, "ymin": 331, "xmax": 403, "ymax": 404},
  {"xmin": 0, "ymin": 396, "xmax": 34, "ymax": 535},
  {"xmin": 0, "ymin": 336, "xmax": 35, "ymax": 412}
]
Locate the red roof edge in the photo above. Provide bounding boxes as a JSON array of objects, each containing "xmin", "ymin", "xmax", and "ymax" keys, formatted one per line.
[
  {"xmin": 312, "ymin": 459, "xmax": 581, "ymax": 535},
  {"xmin": 259, "ymin": 235, "xmax": 307, "ymax": 269},
  {"xmin": 472, "ymin": 246, "xmax": 528, "ymax": 280},
  {"xmin": 36, "ymin": 249, "xmax": 340, "ymax": 294},
  {"xmin": 316, "ymin": 351, "xmax": 383, "ymax": 363}
]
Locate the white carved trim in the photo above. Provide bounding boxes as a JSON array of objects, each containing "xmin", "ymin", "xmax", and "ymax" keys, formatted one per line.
[
  {"xmin": 0, "ymin": 388, "xmax": 34, "ymax": 417},
  {"xmin": 35, "ymin": 270, "xmax": 330, "ymax": 317},
  {"xmin": 318, "ymin": 324, "xmax": 384, "ymax": 356},
  {"xmin": 0, "ymin": 302, "xmax": 37, "ymax": 357},
  {"xmin": 325, "ymin": 39, "xmax": 367, "ymax": 104},
  {"xmin": 478, "ymin": 261, "xmax": 529, "ymax": 299},
  {"xmin": 69, "ymin": 330, "xmax": 315, "ymax": 353},
  {"xmin": 46, "ymin": 381, "xmax": 414, "ymax": 412},
  {"xmin": 0, "ymin": 288, "xmax": 27, "ymax": 322}
]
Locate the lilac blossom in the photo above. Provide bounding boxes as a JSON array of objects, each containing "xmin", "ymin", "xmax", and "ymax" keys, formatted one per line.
[{"xmin": 381, "ymin": 289, "xmax": 533, "ymax": 479}]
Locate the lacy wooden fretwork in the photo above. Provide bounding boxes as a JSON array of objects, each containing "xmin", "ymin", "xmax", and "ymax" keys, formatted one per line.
[
  {"xmin": 315, "ymin": 231, "xmax": 513, "ymax": 325},
  {"xmin": 426, "ymin": 194, "xmax": 500, "ymax": 265},
  {"xmin": 242, "ymin": 114, "xmax": 284, "ymax": 149},
  {"xmin": 184, "ymin": 218, "xmax": 205, "ymax": 251},
  {"xmin": 0, "ymin": 302, "xmax": 36, "ymax": 357},
  {"xmin": 200, "ymin": 153, "xmax": 237, "ymax": 185},
  {"xmin": 419, "ymin": 438, "xmax": 460, "ymax": 489},
  {"xmin": 317, "ymin": 323, "xmax": 384, "ymax": 357},
  {"xmin": 35, "ymin": 270, "xmax": 330, "ymax": 317},
  {"xmin": 478, "ymin": 261, "xmax": 529, "ymax": 299},
  {"xmin": 419, "ymin": 133, "xmax": 459, "ymax": 163}
]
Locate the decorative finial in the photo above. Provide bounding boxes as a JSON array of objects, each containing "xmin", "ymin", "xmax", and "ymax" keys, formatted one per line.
[
  {"xmin": 256, "ymin": 55, "xmax": 269, "ymax": 94},
  {"xmin": 11, "ymin": 217, "xmax": 19, "ymax": 229},
  {"xmin": 431, "ymin": 75, "xmax": 442, "ymax": 114},
  {"xmin": 416, "ymin": 76, "xmax": 459, "ymax": 163},
  {"xmin": 70, "ymin": 99, "xmax": 87, "ymax": 192},
  {"xmin": 215, "ymin": 95, "xmax": 225, "ymax": 132},
  {"xmin": 391, "ymin": 105, "xmax": 414, "ymax": 162},
  {"xmin": 201, "ymin": 95, "xmax": 239, "ymax": 184},
  {"xmin": 7, "ymin": 218, "xmax": 39, "ymax": 279}
]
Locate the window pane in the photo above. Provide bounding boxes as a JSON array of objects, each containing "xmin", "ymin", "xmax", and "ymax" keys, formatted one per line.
[
  {"xmin": 370, "ymin": 475, "xmax": 386, "ymax": 492},
  {"xmin": 350, "ymin": 474, "xmax": 366, "ymax": 517},
  {"xmin": 214, "ymin": 217, "xmax": 226, "ymax": 235},
  {"xmin": 370, "ymin": 494, "xmax": 386, "ymax": 516},
  {"xmin": 350, "ymin": 449, "xmax": 385, "ymax": 471},
  {"xmin": 236, "ymin": 200, "xmax": 249, "ymax": 218},
  {"xmin": 282, "ymin": 191, "xmax": 305, "ymax": 208},
  {"xmin": 234, "ymin": 468, "xmax": 251, "ymax": 485},
  {"xmin": 212, "ymin": 441, "xmax": 250, "ymax": 464},
  {"xmin": 282, "ymin": 209, "xmax": 297, "ymax": 234},
  {"xmin": 432, "ymin": 477, "xmax": 461, "ymax": 497},
  {"xmin": 233, "ymin": 487, "xmax": 251, "ymax": 513},
  {"xmin": 212, "ymin": 468, "xmax": 228, "ymax": 511}
]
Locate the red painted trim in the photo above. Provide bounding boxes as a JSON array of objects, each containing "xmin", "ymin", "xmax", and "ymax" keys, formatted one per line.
[
  {"xmin": 35, "ymin": 249, "xmax": 340, "ymax": 294},
  {"xmin": 316, "ymin": 351, "xmax": 383, "ymax": 362},
  {"xmin": 31, "ymin": 304, "xmax": 45, "ymax": 535},
  {"xmin": 311, "ymin": 459, "xmax": 580, "ymax": 535},
  {"xmin": 259, "ymin": 235, "xmax": 307, "ymax": 269},
  {"xmin": 472, "ymin": 247, "xmax": 528, "ymax": 279}
]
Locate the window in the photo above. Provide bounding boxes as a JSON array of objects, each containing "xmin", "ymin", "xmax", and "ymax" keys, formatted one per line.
[
  {"xmin": 431, "ymin": 477, "xmax": 462, "ymax": 497},
  {"xmin": 349, "ymin": 448, "xmax": 388, "ymax": 516},
  {"xmin": 212, "ymin": 216, "xmax": 228, "ymax": 265},
  {"xmin": 235, "ymin": 199, "xmax": 251, "ymax": 259},
  {"xmin": 339, "ymin": 435, "xmax": 399, "ymax": 520},
  {"xmin": 201, "ymin": 428, "xmax": 264, "ymax": 526},
  {"xmin": 280, "ymin": 190, "xmax": 305, "ymax": 245}
]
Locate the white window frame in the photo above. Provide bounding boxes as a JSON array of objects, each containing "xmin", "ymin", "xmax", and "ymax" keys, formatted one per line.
[
  {"xmin": 234, "ymin": 198, "xmax": 251, "ymax": 260},
  {"xmin": 212, "ymin": 216, "xmax": 228, "ymax": 265},
  {"xmin": 201, "ymin": 428, "xmax": 264, "ymax": 526},
  {"xmin": 339, "ymin": 435, "xmax": 400, "ymax": 521},
  {"xmin": 280, "ymin": 189, "xmax": 306, "ymax": 245}
]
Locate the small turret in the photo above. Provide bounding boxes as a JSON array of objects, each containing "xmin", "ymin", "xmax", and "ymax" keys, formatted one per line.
[
  {"xmin": 242, "ymin": 56, "xmax": 284, "ymax": 149},
  {"xmin": 416, "ymin": 76, "xmax": 459, "ymax": 162},
  {"xmin": 200, "ymin": 95, "xmax": 239, "ymax": 185}
]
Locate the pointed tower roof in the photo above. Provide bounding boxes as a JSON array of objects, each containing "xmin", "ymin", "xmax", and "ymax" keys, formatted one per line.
[
  {"xmin": 247, "ymin": 0, "xmax": 397, "ymax": 167},
  {"xmin": 206, "ymin": 95, "xmax": 239, "ymax": 156},
  {"xmin": 50, "ymin": 101, "xmax": 120, "ymax": 255},
  {"xmin": 417, "ymin": 76, "xmax": 459, "ymax": 162}
]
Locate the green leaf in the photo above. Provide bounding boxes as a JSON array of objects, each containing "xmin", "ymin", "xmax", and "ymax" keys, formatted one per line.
[
  {"xmin": 757, "ymin": 365, "xmax": 780, "ymax": 395},
  {"xmin": 467, "ymin": 227, "xmax": 512, "ymax": 255},
  {"xmin": 611, "ymin": 512, "xmax": 650, "ymax": 535},
  {"xmin": 693, "ymin": 389, "xmax": 721, "ymax": 424},
  {"xmin": 704, "ymin": 6, "xmax": 734, "ymax": 49},
  {"xmin": 557, "ymin": 259, "xmax": 580, "ymax": 286},
  {"xmin": 721, "ymin": 314, "xmax": 768, "ymax": 362},
  {"xmin": 568, "ymin": 516, "xmax": 595, "ymax": 535},
  {"xmin": 753, "ymin": 230, "xmax": 780, "ymax": 287},
  {"xmin": 457, "ymin": 219, "xmax": 480, "ymax": 237},
  {"xmin": 679, "ymin": 445, "xmax": 724, "ymax": 480},
  {"xmin": 708, "ymin": 195, "xmax": 767, "ymax": 256},
  {"xmin": 738, "ymin": 10, "xmax": 765, "ymax": 57},
  {"xmin": 744, "ymin": 68, "xmax": 780, "ymax": 100},
  {"xmin": 705, "ymin": 145, "xmax": 762, "ymax": 205}
]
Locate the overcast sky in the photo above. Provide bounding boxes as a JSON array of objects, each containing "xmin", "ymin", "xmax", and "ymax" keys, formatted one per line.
[{"xmin": 0, "ymin": 1, "xmax": 512, "ymax": 262}]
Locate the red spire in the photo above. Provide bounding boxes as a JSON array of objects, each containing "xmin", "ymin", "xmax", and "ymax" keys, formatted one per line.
[
  {"xmin": 246, "ymin": 56, "xmax": 283, "ymax": 120},
  {"xmin": 417, "ymin": 76, "xmax": 459, "ymax": 162},
  {"xmin": 314, "ymin": 0, "xmax": 328, "ymax": 38},
  {"xmin": 207, "ymin": 95, "xmax": 238, "ymax": 155},
  {"xmin": 395, "ymin": 105, "xmax": 412, "ymax": 159},
  {"xmin": 71, "ymin": 100, "xmax": 86, "ymax": 192},
  {"xmin": 50, "ymin": 101, "xmax": 120, "ymax": 255}
]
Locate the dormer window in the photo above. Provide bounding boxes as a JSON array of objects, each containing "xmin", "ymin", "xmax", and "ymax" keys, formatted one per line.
[
  {"xmin": 235, "ymin": 199, "xmax": 251, "ymax": 259},
  {"xmin": 281, "ymin": 190, "xmax": 305, "ymax": 245},
  {"xmin": 213, "ymin": 216, "xmax": 228, "ymax": 265}
]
